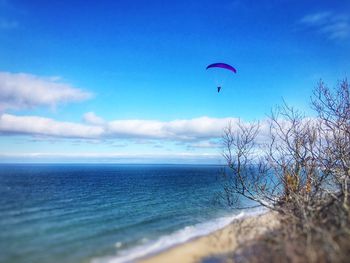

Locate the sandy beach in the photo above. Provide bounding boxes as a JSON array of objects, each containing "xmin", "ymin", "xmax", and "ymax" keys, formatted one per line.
[{"xmin": 138, "ymin": 211, "xmax": 278, "ymax": 263}]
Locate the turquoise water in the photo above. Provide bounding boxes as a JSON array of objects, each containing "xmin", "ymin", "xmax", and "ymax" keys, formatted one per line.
[{"xmin": 0, "ymin": 164, "xmax": 255, "ymax": 263}]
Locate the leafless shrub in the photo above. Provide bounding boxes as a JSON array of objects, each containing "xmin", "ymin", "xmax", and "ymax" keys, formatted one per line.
[{"xmin": 221, "ymin": 80, "xmax": 350, "ymax": 262}]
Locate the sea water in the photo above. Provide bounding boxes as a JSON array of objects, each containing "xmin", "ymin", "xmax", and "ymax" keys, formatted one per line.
[{"xmin": 0, "ymin": 164, "xmax": 263, "ymax": 263}]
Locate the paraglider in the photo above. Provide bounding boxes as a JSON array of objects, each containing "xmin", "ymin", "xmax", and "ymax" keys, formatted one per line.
[
  {"xmin": 206, "ymin": 63, "xmax": 237, "ymax": 92},
  {"xmin": 206, "ymin": 63, "xmax": 237, "ymax": 73}
]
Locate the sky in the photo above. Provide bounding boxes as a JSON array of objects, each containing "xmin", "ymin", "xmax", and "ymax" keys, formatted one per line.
[{"xmin": 0, "ymin": 0, "xmax": 349, "ymax": 163}]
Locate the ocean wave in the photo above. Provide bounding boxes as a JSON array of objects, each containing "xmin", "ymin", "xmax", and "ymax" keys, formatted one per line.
[{"xmin": 91, "ymin": 206, "xmax": 267, "ymax": 263}]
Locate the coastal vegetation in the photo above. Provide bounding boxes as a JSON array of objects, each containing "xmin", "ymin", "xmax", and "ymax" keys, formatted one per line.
[{"xmin": 221, "ymin": 79, "xmax": 350, "ymax": 262}]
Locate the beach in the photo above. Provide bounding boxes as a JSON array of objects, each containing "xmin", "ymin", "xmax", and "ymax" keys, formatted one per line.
[{"xmin": 139, "ymin": 211, "xmax": 278, "ymax": 263}]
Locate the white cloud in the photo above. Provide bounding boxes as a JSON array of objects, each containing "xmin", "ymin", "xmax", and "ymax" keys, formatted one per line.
[
  {"xmin": 0, "ymin": 113, "xmax": 241, "ymax": 142},
  {"xmin": 321, "ymin": 21, "xmax": 350, "ymax": 40},
  {"xmin": 300, "ymin": 12, "xmax": 331, "ymax": 25},
  {"xmin": 0, "ymin": 113, "xmax": 290, "ymax": 163},
  {"xmin": 0, "ymin": 152, "xmax": 222, "ymax": 164},
  {"xmin": 0, "ymin": 113, "xmax": 104, "ymax": 138},
  {"xmin": 109, "ymin": 116, "xmax": 241, "ymax": 141},
  {"xmin": 0, "ymin": 72, "xmax": 92, "ymax": 111},
  {"xmin": 107, "ymin": 116, "xmax": 238, "ymax": 140},
  {"xmin": 300, "ymin": 11, "xmax": 350, "ymax": 40},
  {"xmin": 187, "ymin": 140, "xmax": 221, "ymax": 149},
  {"xmin": 83, "ymin": 112, "xmax": 106, "ymax": 125}
]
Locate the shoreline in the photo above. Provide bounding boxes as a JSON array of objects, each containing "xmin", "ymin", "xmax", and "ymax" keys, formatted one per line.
[{"xmin": 138, "ymin": 210, "xmax": 278, "ymax": 263}]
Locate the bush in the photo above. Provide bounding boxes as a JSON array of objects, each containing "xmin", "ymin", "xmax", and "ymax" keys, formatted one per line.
[{"xmin": 222, "ymin": 80, "xmax": 350, "ymax": 262}]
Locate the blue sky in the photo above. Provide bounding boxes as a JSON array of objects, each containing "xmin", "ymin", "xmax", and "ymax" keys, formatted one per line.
[{"xmin": 0, "ymin": 0, "xmax": 349, "ymax": 163}]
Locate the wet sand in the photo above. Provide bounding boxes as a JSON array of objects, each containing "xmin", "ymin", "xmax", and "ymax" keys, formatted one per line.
[{"xmin": 138, "ymin": 211, "xmax": 278, "ymax": 263}]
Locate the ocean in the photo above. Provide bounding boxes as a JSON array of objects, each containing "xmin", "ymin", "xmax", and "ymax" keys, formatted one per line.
[{"xmin": 0, "ymin": 164, "xmax": 260, "ymax": 263}]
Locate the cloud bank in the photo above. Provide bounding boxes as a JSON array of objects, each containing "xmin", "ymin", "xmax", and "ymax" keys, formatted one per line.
[
  {"xmin": 0, "ymin": 152, "xmax": 222, "ymax": 164},
  {"xmin": 107, "ymin": 116, "xmax": 237, "ymax": 140},
  {"xmin": 0, "ymin": 113, "xmax": 239, "ymax": 142},
  {"xmin": 0, "ymin": 72, "xmax": 92, "ymax": 111},
  {"xmin": 0, "ymin": 113, "xmax": 104, "ymax": 138}
]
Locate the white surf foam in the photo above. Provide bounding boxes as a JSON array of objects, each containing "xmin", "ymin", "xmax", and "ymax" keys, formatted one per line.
[{"xmin": 91, "ymin": 207, "xmax": 267, "ymax": 263}]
